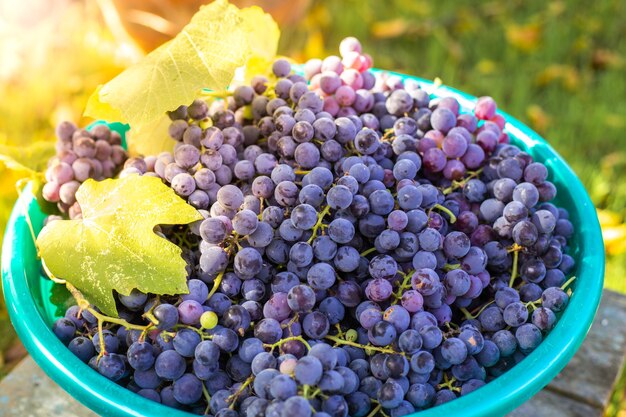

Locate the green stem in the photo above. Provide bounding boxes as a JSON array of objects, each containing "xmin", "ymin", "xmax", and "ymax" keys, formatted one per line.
[
  {"xmin": 561, "ymin": 276, "xmax": 577, "ymax": 291},
  {"xmin": 442, "ymin": 168, "xmax": 483, "ymax": 195},
  {"xmin": 443, "ymin": 263, "xmax": 461, "ymax": 271},
  {"xmin": 264, "ymin": 336, "xmax": 311, "ymax": 352},
  {"xmin": 431, "ymin": 203, "xmax": 457, "ymax": 224},
  {"xmin": 228, "ymin": 375, "xmax": 254, "ymax": 409},
  {"xmin": 461, "ymin": 300, "xmax": 495, "ymax": 320},
  {"xmin": 360, "ymin": 247, "xmax": 378, "ymax": 257},
  {"xmin": 324, "ymin": 335, "xmax": 403, "ymax": 356},
  {"xmin": 509, "ymin": 249, "xmax": 520, "ymax": 287},
  {"xmin": 391, "ymin": 269, "xmax": 415, "ymax": 305},
  {"xmin": 366, "ymin": 404, "xmax": 382, "ymax": 417},
  {"xmin": 202, "ymin": 382, "xmax": 212, "ymax": 414},
  {"xmin": 307, "ymin": 205, "xmax": 331, "ymax": 244},
  {"xmin": 207, "ymin": 271, "xmax": 225, "ymax": 300},
  {"xmin": 97, "ymin": 318, "xmax": 105, "ymax": 358}
]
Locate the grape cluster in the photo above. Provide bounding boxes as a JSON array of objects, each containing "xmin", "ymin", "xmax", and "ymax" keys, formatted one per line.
[
  {"xmin": 51, "ymin": 37, "xmax": 576, "ymax": 417},
  {"xmin": 42, "ymin": 122, "xmax": 128, "ymax": 219}
]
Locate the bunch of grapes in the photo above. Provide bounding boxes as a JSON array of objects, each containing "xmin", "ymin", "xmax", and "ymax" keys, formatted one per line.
[
  {"xmin": 51, "ymin": 37, "xmax": 576, "ymax": 417},
  {"xmin": 42, "ymin": 122, "xmax": 128, "ymax": 219}
]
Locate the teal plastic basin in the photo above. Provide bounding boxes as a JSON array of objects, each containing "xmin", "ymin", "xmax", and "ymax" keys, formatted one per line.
[{"xmin": 2, "ymin": 72, "xmax": 604, "ymax": 417}]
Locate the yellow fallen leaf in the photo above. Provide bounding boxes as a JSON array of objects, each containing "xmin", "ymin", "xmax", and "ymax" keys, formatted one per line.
[
  {"xmin": 506, "ymin": 23, "xmax": 542, "ymax": 52},
  {"xmin": 603, "ymin": 224, "xmax": 626, "ymax": 256},
  {"xmin": 526, "ymin": 105, "xmax": 551, "ymax": 133},
  {"xmin": 371, "ymin": 18, "xmax": 409, "ymax": 39},
  {"xmin": 597, "ymin": 208, "xmax": 622, "ymax": 227}
]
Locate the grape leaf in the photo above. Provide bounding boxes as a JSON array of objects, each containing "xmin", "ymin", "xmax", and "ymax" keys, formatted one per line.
[
  {"xmin": 36, "ymin": 175, "xmax": 202, "ymax": 316},
  {"xmin": 126, "ymin": 113, "xmax": 174, "ymax": 157},
  {"xmin": 84, "ymin": 0, "xmax": 278, "ymax": 132},
  {"xmin": 84, "ymin": 85, "xmax": 127, "ymax": 124},
  {"xmin": 239, "ymin": 6, "xmax": 280, "ymax": 63}
]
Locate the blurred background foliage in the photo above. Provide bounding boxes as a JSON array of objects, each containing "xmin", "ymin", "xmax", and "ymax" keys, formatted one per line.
[{"xmin": 0, "ymin": 0, "xmax": 624, "ymax": 378}]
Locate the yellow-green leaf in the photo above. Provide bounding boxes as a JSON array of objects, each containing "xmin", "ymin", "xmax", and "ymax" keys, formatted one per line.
[
  {"xmin": 84, "ymin": 85, "xmax": 127, "ymax": 123},
  {"xmin": 84, "ymin": 0, "xmax": 278, "ymax": 131},
  {"xmin": 239, "ymin": 6, "xmax": 280, "ymax": 62},
  {"xmin": 37, "ymin": 175, "xmax": 202, "ymax": 316},
  {"xmin": 127, "ymin": 113, "xmax": 175, "ymax": 156},
  {"xmin": 0, "ymin": 141, "xmax": 55, "ymax": 173}
]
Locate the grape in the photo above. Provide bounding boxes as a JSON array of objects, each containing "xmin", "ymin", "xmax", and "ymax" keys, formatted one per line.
[
  {"xmin": 291, "ymin": 204, "xmax": 318, "ymax": 230},
  {"xmin": 377, "ymin": 379, "xmax": 404, "ymax": 409},
  {"xmin": 153, "ymin": 303, "xmax": 179, "ymax": 330},
  {"xmin": 47, "ymin": 38, "xmax": 579, "ymax": 417},
  {"xmin": 217, "ymin": 184, "xmax": 244, "ymax": 210},
  {"xmin": 272, "ymin": 58, "xmax": 291, "ymax": 77},
  {"xmin": 92, "ymin": 329, "xmax": 119, "ymax": 354},
  {"xmin": 353, "ymin": 128, "xmax": 380, "ymax": 155},
  {"xmin": 97, "ymin": 354, "xmax": 126, "ymax": 381},
  {"xmin": 303, "ymin": 311, "xmax": 330, "ymax": 339},
  {"xmin": 178, "ymin": 300, "xmax": 203, "ymax": 325},
  {"xmin": 155, "ymin": 350, "xmax": 186, "ymax": 381},
  {"xmin": 515, "ymin": 324, "xmax": 543, "ymax": 352},
  {"xmin": 512, "ymin": 220, "xmax": 539, "ymax": 247},
  {"xmin": 542, "ymin": 287, "xmax": 569, "ymax": 312},
  {"xmin": 287, "ymin": 285, "xmax": 316, "ymax": 313},
  {"xmin": 369, "ymin": 190, "xmax": 395, "ymax": 215},
  {"xmin": 52, "ymin": 318, "xmax": 76, "ymax": 345},
  {"xmin": 68, "ymin": 336, "xmax": 95, "ymax": 362},
  {"xmin": 127, "ymin": 341, "xmax": 155, "ymax": 371},
  {"xmin": 307, "ymin": 262, "xmax": 336, "ymax": 290},
  {"xmin": 368, "ymin": 320, "xmax": 397, "ymax": 346}
]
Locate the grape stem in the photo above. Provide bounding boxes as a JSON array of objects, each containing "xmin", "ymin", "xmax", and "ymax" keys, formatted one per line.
[
  {"xmin": 561, "ymin": 276, "xmax": 577, "ymax": 291},
  {"xmin": 461, "ymin": 300, "xmax": 495, "ymax": 320},
  {"xmin": 264, "ymin": 336, "xmax": 311, "ymax": 352},
  {"xmin": 334, "ymin": 323, "xmax": 345, "ymax": 338},
  {"xmin": 228, "ymin": 375, "xmax": 254, "ymax": 409},
  {"xmin": 442, "ymin": 168, "xmax": 484, "ymax": 195},
  {"xmin": 360, "ymin": 247, "xmax": 378, "ymax": 257},
  {"xmin": 524, "ymin": 299, "xmax": 542, "ymax": 311},
  {"xmin": 176, "ymin": 324, "xmax": 213, "ymax": 340},
  {"xmin": 96, "ymin": 318, "xmax": 106, "ymax": 359},
  {"xmin": 366, "ymin": 404, "xmax": 382, "ymax": 417},
  {"xmin": 443, "ymin": 263, "xmax": 461, "ymax": 271},
  {"xmin": 202, "ymin": 382, "xmax": 212, "ymax": 414},
  {"xmin": 508, "ymin": 248, "xmax": 520, "ymax": 287},
  {"xmin": 207, "ymin": 271, "xmax": 225, "ymax": 301},
  {"xmin": 48, "ymin": 265, "xmax": 151, "ymax": 332},
  {"xmin": 438, "ymin": 373, "xmax": 461, "ymax": 393},
  {"xmin": 307, "ymin": 205, "xmax": 332, "ymax": 244},
  {"xmin": 324, "ymin": 335, "xmax": 404, "ymax": 356},
  {"xmin": 391, "ymin": 269, "xmax": 415, "ymax": 305},
  {"xmin": 431, "ymin": 204, "xmax": 457, "ymax": 224}
]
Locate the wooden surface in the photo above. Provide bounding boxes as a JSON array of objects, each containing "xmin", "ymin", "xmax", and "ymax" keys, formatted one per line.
[{"xmin": 0, "ymin": 290, "xmax": 624, "ymax": 417}]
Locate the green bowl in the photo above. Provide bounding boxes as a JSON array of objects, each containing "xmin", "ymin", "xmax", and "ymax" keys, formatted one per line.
[{"xmin": 1, "ymin": 72, "xmax": 604, "ymax": 417}]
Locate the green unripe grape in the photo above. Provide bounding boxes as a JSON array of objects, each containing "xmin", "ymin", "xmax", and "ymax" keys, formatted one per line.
[
  {"xmin": 200, "ymin": 311, "xmax": 218, "ymax": 329},
  {"xmin": 345, "ymin": 329, "xmax": 358, "ymax": 342}
]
